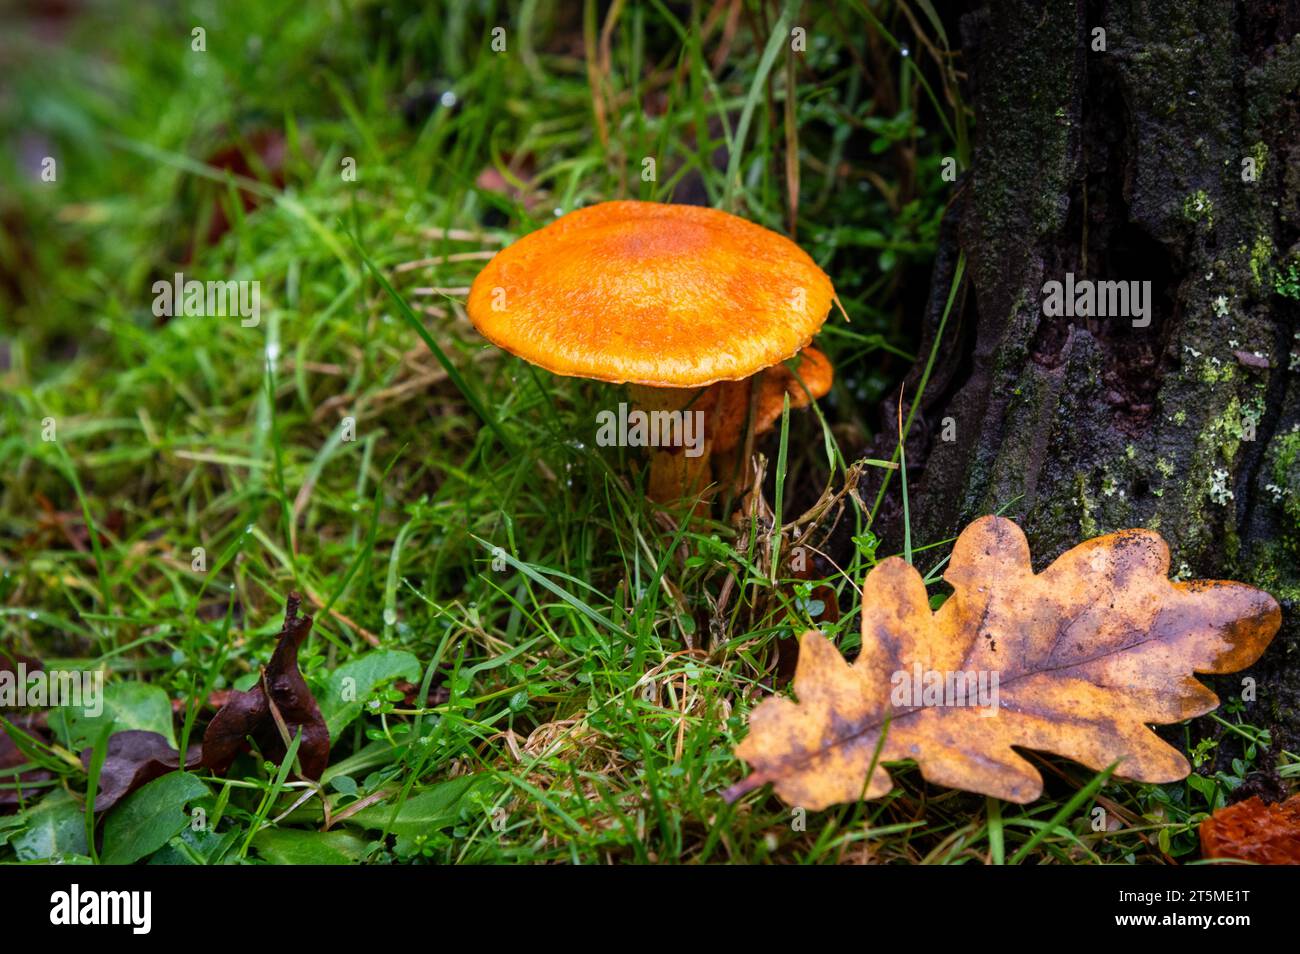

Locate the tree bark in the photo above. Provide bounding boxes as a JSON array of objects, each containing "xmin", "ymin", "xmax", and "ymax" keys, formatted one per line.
[{"xmin": 859, "ymin": 2, "xmax": 1300, "ymax": 751}]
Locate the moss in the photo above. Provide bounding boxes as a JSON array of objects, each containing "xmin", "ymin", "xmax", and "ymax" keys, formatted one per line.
[
  {"xmin": 1198, "ymin": 356, "xmax": 1234, "ymax": 386},
  {"xmin": 1204, "ymin": 396, "xmax": 1248, "ymax": 464},
  {"xmin": 1182, "ymin": 189, "xmax": 1214, "ymax": 228},
  {"xmin": 1173, "ymin": 396, "xmax": 1266, "ymax": 531},
  {"xmin": 1248, "ymin": 540, "xmax": 1300, "ymax": 604},
  {"xmin": 1222, "ymin": 426, "xmax": 1294, "ymax": 597},
  {"xmin": 1274, "ymin": 258, "xmax": 1300, "ymax": 300},
  {"xmin": 1250, "ymin": 140, "xmax": 1268, "ymax": 177},
  {"xmin": 1275, "ymin": 427, "xmax": 1300, "ymax": 483},
  {"xmin": 1272, "ymin": 426, "xmax": 1300, "ymax": 528},
  {"xmin": 1249, "ymin": 234, "xmax": 1274, "ymax": 289},
  {"xmin": 1241, "ymin": 393, "xmax": 1266, "ymax": 441},
  {"xmin": 1224, "ymin": 521, "xmax": 1242, "ymax": 562},
  {"xmin": 1075, "ymin": 472, "xmax": 1098, "ymax": 538}
]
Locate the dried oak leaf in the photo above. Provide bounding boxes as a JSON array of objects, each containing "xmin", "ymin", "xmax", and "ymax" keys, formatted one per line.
[
  {"xmin": 725, "ymin": 516, "xmax": 1281, "ymax": 808},
  {"xmin": 81, "ymin": 730, "xmax": 201, "ymax": 812},
  {"xmin": 202, "ymin": 593, "xmax": 329, "ymax": 780},
  {"xmin": 1200, "ymin": 795, "xmax": 1300, "ymax": 864}
]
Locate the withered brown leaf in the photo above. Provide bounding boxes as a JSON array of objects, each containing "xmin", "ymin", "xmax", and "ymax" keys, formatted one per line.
[
  {"xmin": 1, "ymin": 717, "xmax": 52, "ymax": 811},
  {"xmin": 1200, "ymin": 795, "xmax": 1300, "ymax": 864},
  {"xmin": 1, "ymin": 652, "xmax": 52, "ymax": 811},
  {"xmin": 202, "ymin": 593, "xmax": 329, "ymax": 780},
  {"xmin": 82, "ymin": 729, "xmax": 202, "ymax": 812},
  {"xmin": 725, "ymin": 516, "xmax": 1281, "ymax": 808}
]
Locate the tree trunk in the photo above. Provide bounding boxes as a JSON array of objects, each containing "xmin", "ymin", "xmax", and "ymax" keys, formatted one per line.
[{"xmin": 859, "ymin": 2, "xmax": 1300, "ymax": 752}]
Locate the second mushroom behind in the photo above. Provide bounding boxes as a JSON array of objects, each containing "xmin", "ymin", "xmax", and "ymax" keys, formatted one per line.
[{"xmin": 466, "ymin": 200, "xmax": 836, "ymax": 508}]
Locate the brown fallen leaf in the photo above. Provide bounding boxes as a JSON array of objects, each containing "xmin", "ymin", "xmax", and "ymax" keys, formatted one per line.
[
  {"xmin": 81, "ymin": 730, "xmax": 202, "ymax": 812},
  {"xmin": 394, "ymin": 680, "xmax": 451, "ymax": 709},
  {"xmin": 1, "ymin": 652, "xmax": 53, "ymax": 811},
  {"xmin": 1200, "ymin": 794, "xmax": 1300, "ymax": 864},
  {"xmin": 1, "ymin": 648, "xmax": 42, "ymax": 674},
  {"xmin": 202, "ymin": 592, "xmax": 330, "ymax": 780},
  {"xmin": 1, "ymin": 716, "xmax": 53, "ymax": 811},
  {"xmin": 724, "ymin": 516, "xmax": 1281, "ymax": 808},
  {"xmin": 180, "ymin": 127, "xmax": 288, "ymax": 265}
]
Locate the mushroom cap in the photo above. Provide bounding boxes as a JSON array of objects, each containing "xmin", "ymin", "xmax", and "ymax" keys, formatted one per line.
[
  {"xmin": 753, "ymin": 345, "xmax": 834, "ymax": 435},
  {"xmin": 713, "ymin": 346, "xmax": 835, "ymax": 453},
  {"xmin": 466, "ymin": 200, "xmax": 835, "ymax": 388}
]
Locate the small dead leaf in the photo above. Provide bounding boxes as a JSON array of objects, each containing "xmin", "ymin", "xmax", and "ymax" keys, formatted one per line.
[
  {"xmin": 81, "ymin": 729, "xmax": 201, "ymax": 813},
  {"xmin": 725, "ymin": 516, "xmax": 1281, "ymax": 808},
  {"xmin": 394, "ymin": 680, "xmax": 451, "ymax": 708},
  {"xmin": 202, "ymin": 592, "xmax": 330, "ymax": 780},
  {"xmin": 1200, "ymin": 794, "xmax": 1300, "ymax": 863},
  {"xmin": 1232, "ymin": 350, "xmax": 1271, "ymax": 369},
  {"xmin": 180, "ymin": 128, "xmax": 287, "ymax": 265},
  {"xmin": 1, "ymin": 649, "xmax": 42, "ymax": 674},
  {"xmin": 1, "ymin": 652, "xmax": 52, "ymax": 811},
  {"xmin": 1, "ymin": 716, "xmax": 52, "ymax": 811}
]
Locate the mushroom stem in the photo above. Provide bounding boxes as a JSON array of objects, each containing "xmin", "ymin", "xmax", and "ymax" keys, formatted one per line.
[
  {"xmin": 708, "ymin": 347, "xmax": 836, "ymax": 499},
  {"xmin": 710, "ymin": 376, "xmax": 759, "ymax": 497},
  {"xmin": 626, "ymin": 384, "xmax": 719, "ymax": 506}
]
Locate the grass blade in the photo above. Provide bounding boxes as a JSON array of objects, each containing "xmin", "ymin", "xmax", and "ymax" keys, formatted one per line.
[{"xmin": 346, "ymin": 228, "xmax": 516, "ymax": 454}]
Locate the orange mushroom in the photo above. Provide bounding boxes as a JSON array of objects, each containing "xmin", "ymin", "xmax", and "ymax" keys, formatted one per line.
[
  {"xmin": 713, "ymin": 346, "xmax": 834, "ymax": 455},
  {"xmin": 466, "ymin": 200, "xmax": 835, "ymax": 505},
  {"xmin": 712, "ymin": 345, "xmax": 834, "ymax": 490}
]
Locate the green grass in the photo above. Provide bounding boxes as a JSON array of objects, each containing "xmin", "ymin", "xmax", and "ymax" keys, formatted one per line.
[{"xmin": 0, "ymin": 0, "xmax": 1285, "ymax": 865}]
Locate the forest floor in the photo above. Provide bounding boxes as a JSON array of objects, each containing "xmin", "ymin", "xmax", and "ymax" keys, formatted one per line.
[{"xmin": 0, "ymin": 1, "xmax": 1282, "ymax": 864}]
